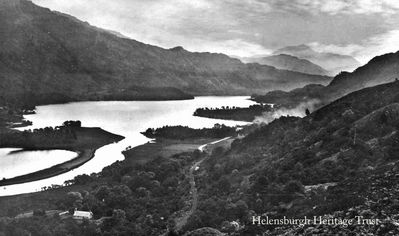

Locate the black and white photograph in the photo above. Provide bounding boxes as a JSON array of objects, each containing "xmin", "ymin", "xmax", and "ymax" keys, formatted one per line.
[{"xmin": 1, "ymin": 0, "xmax": 399, "ymax": 235}]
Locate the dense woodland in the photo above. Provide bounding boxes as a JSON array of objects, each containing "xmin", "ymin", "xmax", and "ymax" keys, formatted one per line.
[
  {"xmin": 188, "ymin": 81, "xmax": 399, "ymax": 235},
  {"xmin": 0, "ymin": 120, "xmax": 122, "ymax": 150},
  {"xmin": 0, "ymin": 106, "xmax": 33, "ymax": 131},
  {"xmin": 0, "ymin": 121, "xmax": 81, "ymax": 147},
  {"xmin": 0, "ymin": 151, "xmax": 199, "ymax": 235},
  {"xmin": 1, "ymin": 81, "xmax": 399, "ymax": 235},
  {"xmin": 141, "ymin": 124, "xmax": 237, "ymax": 140},
  {"xmin": 193, "ymin": 104, "xmax": 273, "ymax": 122}
]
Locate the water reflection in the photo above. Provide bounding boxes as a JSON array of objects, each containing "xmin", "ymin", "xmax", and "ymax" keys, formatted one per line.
[{"xmin": 0, "ymin": 96, "xmax": 255, "ymax": 196}]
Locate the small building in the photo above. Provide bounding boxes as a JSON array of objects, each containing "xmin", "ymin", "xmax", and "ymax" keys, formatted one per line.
[{"xmin": 73, "ymin": 210, "xmax": 93, "ymax": 220}]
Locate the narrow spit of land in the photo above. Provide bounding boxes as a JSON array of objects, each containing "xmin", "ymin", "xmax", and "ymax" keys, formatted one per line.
[
  {"xmin": 0, "ymin": 149, "xmax": 94, "ymax": 187},
  {"xmin": 0, "ymin": 125, "xmax": 124, "ymax": 187}
]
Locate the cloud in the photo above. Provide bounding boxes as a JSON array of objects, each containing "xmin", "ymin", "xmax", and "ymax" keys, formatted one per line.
[
  {"xmin": 319, "ymin": 0, "xmax": 350, "ymax": 14},
  {"xmin": 357, "ymin": 29, "xmax": 399, "ymax": 62},
  {"xmin": 190, "ymin": 39, "xmax": 272, "ymax": 57},
  {"xmin": 308, "ymin": 29, "xmax": 399, "ymax": 64},
  {"xmin": 31, "ymin": 0, "xmax": 399, "ymax": 60},
  {"xmin": 271, "ymin": 0, "xmax": 399, "ymax": 15},
  {"xmin": 32, "ymin": 0, "xmax": 272, "ymax": 57}
]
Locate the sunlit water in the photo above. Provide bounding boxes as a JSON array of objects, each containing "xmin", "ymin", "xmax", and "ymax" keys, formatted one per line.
[
  {"xmin": 0, "ymin": 96, "xmax": 255, "ymax": 196},
  {"xmin": 0, "ymin": 149, "xmax": 77, "ymax": 179}
]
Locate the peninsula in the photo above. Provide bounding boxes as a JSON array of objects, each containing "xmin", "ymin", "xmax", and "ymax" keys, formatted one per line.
[{"xmin": 0, "ymin": 121, "xmax": 124, "ymax": 186}]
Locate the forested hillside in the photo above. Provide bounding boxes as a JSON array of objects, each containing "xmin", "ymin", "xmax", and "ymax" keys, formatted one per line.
[
  {"xmin": 0, "ymin": 0, "xmax": 330, "ymax": 107},
  {"xmin": 189, "ymin": 81, "xmax": 399, "ymax": 234}
]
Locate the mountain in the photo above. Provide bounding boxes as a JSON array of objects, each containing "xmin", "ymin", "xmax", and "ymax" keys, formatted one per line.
[
  {"xmin": 0, "ymin": 0, "xmax": 330, "ymax": 107},
  {"xmin": 241, "ymin": 54, "xmax": 329, "ymax": 76},
  {"xmin": 253, "ymin": 50, "xmax": 399, "ymax": 108},
  {"xmin": 275, "ymin": 44, "xmax": 361, "ymax": 75},
  {"xmin": 327, "ymin": 51, "xmax": 399, "ymax": 97}
]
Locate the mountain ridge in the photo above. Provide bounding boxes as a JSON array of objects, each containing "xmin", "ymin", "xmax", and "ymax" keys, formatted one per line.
[
  {"xmin": 253, "ymin": 50, "xmax": 399, "ymax": 108},
  {"xmin": 0, "ymin": 0, "xmax": 331, "ymax": 107},
  {"xmin": 275, "ymin": 44, "xmax": 361, "ymax": 75},
  {"xmin": 242, "ymin": 54, "xmax": 330, "ymax": 76}
]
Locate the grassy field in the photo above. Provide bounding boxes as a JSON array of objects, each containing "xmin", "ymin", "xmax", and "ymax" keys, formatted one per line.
[
  {"xmin": 122, "ymin": 138, "xmax": 218, "ymax": 165},
  {"xmin": 0, "ymin": 184, "xmax": 91, "ymax": 217}
]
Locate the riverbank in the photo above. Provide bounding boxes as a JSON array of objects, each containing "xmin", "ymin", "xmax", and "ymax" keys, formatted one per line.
[
  {"xmin": 0, "ymin": 125, "xmax": 124, "ymax": 187},
  {"xmin": 0, "ymin": 149, "xmax": 95, "ymax": 186}
]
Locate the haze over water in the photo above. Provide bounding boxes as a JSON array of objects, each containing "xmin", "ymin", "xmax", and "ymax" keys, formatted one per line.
[{"xmin": 0, "ymin": 96, "xmax": 255, "ymax": 196}]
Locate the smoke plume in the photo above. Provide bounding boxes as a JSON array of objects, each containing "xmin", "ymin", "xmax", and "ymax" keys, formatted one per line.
[{"xmin": 254, "ymin": 99, "xmax": 321, "ymax": 124}]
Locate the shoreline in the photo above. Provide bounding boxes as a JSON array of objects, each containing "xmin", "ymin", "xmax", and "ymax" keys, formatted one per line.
[
  {"xmin": 0, "ymin": 136, "xmax": 234, "ymax": 192},
  {"xmin": 12, "ymin": 95, "xmax": 253, "ymax": 112},
  {"xmin": 0, "ymin": 126, "xmax": 124, "ymax": 188},
  {"xmin": 0, "ymin": 148, "xmax": 96, "ymax": 187}
]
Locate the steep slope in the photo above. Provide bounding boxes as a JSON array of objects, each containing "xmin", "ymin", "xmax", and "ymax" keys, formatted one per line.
[
  {"xmin": 254, "ymin": 50, "xmax": 399, "ymax": 108},
  {"xmin": 243, "ymin": 54, "xmax": 329, "ymax": 76},
  {"xmin": 275, "ymin": 44, "xmax": 361, "ymax": 75},
  {"xmin": 191, "ymin": 81, "xmax": 399, "ymax": 235},
  {"xmin": 327, "ymin": 51, "xmax": 399, "ymax": 97},
  {"xmin": 0, "ymin": 0, "xmax": 330, "ymax": 107}
]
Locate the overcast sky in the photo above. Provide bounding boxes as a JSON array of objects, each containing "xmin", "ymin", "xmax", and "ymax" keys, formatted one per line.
[{"xmin": 32, "ymin": 0, "xmax": 399, "ymax": 64}]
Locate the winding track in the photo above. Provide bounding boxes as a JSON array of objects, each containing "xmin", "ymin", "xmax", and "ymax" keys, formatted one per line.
[{"xmin": 174, "ymin": 137, "xmax": 232, "ymax": 232}]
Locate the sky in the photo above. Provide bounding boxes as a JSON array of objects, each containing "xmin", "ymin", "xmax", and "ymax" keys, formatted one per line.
[{"xmin": 31, "ymin": 0, "xmax": 399, "ymax": 64}]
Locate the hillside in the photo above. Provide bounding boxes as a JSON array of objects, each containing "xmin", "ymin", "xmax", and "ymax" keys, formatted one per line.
[
  {"xmin": 327, "ymin": 51, "xmax": 399, "ymax": 97},
  {"xmin": 242, "ymin": 54, "xmax": 329, "ymax": 76},
  {"xmin": 275, "ymin": 44, "xmax": 361, "ymax": 75},
  {"xmin": 190, "ymin": 81, "xmax": 399, "ymax": 234},
  {"xmin": 253, "ymin": 50, "xmax": 399, "ymax": 108},
  {"xmin": 0, "ymin": 0, "xmax": 330, "ymax": 107},
  {"xmin": 1, "ymin": 81, "xmax": 398, "ymax": 235}
]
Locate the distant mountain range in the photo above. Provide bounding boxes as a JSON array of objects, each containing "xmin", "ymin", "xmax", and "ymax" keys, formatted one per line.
[
  {"xmin": 253, "ymin": 50, "xmax": 399, "ymax": 107},
  {"xmin": 275, "ymin": 44, "xmax": 361, "ymax": 75},
  {"xmin": 241, "ymin": 54, "xmax": 329, "ymax": 76},
  {"xmin": 328, "ymin": 51, "xmax": 399, "ymax": 96},
  {"xmin": 0, "ymin": 0, "xmax": 330, "ymax": 107}
]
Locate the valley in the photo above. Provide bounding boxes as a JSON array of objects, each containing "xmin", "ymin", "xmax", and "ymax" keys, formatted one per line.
[{"xmin": 0, "ymin": 0, "xmax": 399, "ymax": 235}]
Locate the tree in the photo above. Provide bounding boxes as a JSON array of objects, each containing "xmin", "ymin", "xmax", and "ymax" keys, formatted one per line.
[
  {"xmin": 217, "ymin": 176, "xmax": 231, "ymax": 193},
  {"xmin": 63, "ymin": 120, "xmax": 81, "ymax": 127},
  {"xmin": 284, "ymin": 180, "xmax": 304, "ymax": 194},
  {"xmin": 73, "ymin": 174, "xmax": 93, "ymax": 185},
  {"xmin": 63, "ymin": 192, "xmax": 83, "ymax": 212},
  {"xmin": 94, "ymin": 185, "xmax": 111, "ymax": 201},
  {"xmin": 111, "ymin": 209, "xmax": 127, "ymax": 224}
]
